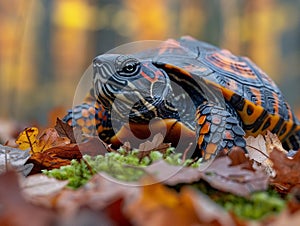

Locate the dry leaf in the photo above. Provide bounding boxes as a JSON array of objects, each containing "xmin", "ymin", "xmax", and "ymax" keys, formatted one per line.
[
  {"xmin": 246, "ymin": 133, "xmax": 278, "ymax": 177},
  {"xmin": 37, "ymin": 128, "xmax": 70, "ymax": 151},
  {"xmin": 270, "ymin": 147, "xmax": 300, "ymax": 192},
  {"xmin": 265, "ymin": 130, "xmax": 287, "ymax": 154},
  {"xmin": 138, "ymin": 133, "xmax": 164, "ymax": 152},
  {"xmin": 77, "ymin": 137, "xmax": 108, "ymax": 156},
  {"xmin": 0, "ymin": 171, "xmax": 56, "ymax": 226},
  {"xmin": 16, "ymin": 127, "xmax": 70, "ymax": 154},
  {"xmin": 246, "ymin": 134, "xmax": 269, "ymax": 163},
  {"xmin": 21, "ymin": 174, "xmax": 68, "ymax": 197},
  {"xmin": 55, "ymin": 118, "xmax": 77, "ymax": 143},
  {"xmin": 201, "ymin": 156, "xmax": 269, "ymax": 197},
  {"xmin": 125, "ymin": 178, "xmax": 202, "ymax": 226},
  {"xmin": 146, "ymin": 157, "xmax": 268, "ymax": 197},
  {"xmin": 0, "ymin": 144, "xmax": 33, "ymax": 176},
  {"xmin": 27, "ymin": 144, "xmax": 82, "ymax": 174},
  {"xmin": 16, "ymin": 127, "xmax": 39, "ymax": 152},
  {"xmin": 126, "ymin": 177, "xmax": 234, "ymax": 226}
]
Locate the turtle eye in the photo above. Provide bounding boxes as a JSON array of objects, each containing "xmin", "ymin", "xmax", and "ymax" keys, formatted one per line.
[{"xmin": 119, "ymin": 60, "xmax": 141, "ymax": 77}]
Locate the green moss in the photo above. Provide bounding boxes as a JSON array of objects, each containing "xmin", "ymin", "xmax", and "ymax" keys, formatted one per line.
[
  {"xmin": 193, "ymin": 182, "xmax": 286, "ymax": 220},
  {"xmin": 42, "ymin": 147, "xmax": 182, "ymax": 189},
  {"xmin": 42, "ymin": 159, "xmax": 93, "ymax": 189}
]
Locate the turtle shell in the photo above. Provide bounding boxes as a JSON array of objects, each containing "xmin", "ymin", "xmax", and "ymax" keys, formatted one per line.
[
  {"xmin": 146, "ymin": 36, "xmax": 300, "ymax": 150},
  {"xmin": 65, "ymin": 36, "xmax": 300, "ymax": 151}
]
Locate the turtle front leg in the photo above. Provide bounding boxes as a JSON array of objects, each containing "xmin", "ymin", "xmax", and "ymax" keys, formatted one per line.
[
  {"xmin": 63, "ymin": 101, "xmax": 114, "ymax": 142},
  {"xmin": 196, "ymin": 103, "xmax": 247, "ymax": 161}
]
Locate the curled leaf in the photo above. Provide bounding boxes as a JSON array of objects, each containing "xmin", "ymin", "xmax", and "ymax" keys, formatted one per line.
[{"xmin": 0, "ymin": 144, "xmax": 33, "ymax": 176}]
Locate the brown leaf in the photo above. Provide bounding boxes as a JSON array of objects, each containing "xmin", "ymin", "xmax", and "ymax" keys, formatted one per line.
[
  {"xmin": 270, "ymin": 147, "xmax": 300, "ymax": 192},
  {"xmin": 0, "ymin": 171, "xmax": 56, "ymax": 226},
  {"xmin": 27, "ymin": 144, "xmax": 82, "ymax": 174},
  {"xmin": 21, "ymin": 174, "xmax": 68, "ymax": 197},
  {"xmin": 147, "ymin": 157, "xmax": 269, "ymax": 197},
  {"xmin": 55, "ymin": 118, "xmax": 77, "ymax": 143},
  {"xmin": 38, "ymin": 128, "xmax": 70, "ymax": 150},
  {"xmin": 265, "ymin": 209, "xmax": 300, "ymax": 226},
  {"xmin": 126, "ymin": 177, "xmax": 234, "ymax": 226},
  {"xmin": 146, "ymin": 160, "xmax": 201, "ymax": 185},
  {"xmin": 228, "ymin": 146, "xmax": 253, "ymax": 169},
  {"xmin": 46, "ymin": 173, "xmax": 138, "ymax": 219},
  {"xmin": 26, "ymin": 136, "xmax": 110, "ymax": 173},
  {"xmin": 201, "ymin": 157, "xmax": 269, "ymax": 196},
  {"xmin": 287, "ymin": 185, "xmax": 300, "ymax": 214},
  {"xmin": 77, "ymin": 137, "xmax": 108, "ymax": 156}
]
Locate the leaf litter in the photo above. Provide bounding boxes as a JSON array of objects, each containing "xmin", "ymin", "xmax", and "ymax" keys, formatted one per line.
[{"xmin": 1, "ymin": 121, "xmax": 300, "ymax": 225}]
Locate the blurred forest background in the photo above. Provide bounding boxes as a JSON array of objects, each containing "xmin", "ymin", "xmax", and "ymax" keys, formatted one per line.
[{"xmin": 0, "ymin": 0, "xmax": 299, "ymax": 129}]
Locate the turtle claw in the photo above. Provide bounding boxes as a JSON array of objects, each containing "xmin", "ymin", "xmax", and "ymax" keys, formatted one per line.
[{"xmin": 196, "ymin": 103, "xmax": 247, "ymax": 161}]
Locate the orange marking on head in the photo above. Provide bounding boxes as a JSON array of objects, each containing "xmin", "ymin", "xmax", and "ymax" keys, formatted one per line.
[{"xmin": 140, "ymin": 70, "xmax": 159, "ymax": 83}]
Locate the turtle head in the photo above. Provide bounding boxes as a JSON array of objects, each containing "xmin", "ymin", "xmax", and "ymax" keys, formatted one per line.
[{"xmin": 93, "ymin": 54, "xmax": 174, "ymax": 123}]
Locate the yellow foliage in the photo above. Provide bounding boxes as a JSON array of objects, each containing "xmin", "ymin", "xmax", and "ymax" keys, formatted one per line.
[{"xmin": 16, "ymin": 127, "xmax": 70, "ymax": 154}]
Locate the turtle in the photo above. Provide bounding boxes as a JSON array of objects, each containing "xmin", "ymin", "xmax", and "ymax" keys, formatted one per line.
[{"xmin": 63, "ymin": 36, "xmax": 300, "ymax": 161}]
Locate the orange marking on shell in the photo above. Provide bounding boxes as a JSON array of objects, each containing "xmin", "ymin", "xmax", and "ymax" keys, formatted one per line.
[
  {"xmin": 209, "ymin": 51, "xmax": 257, "ymax": 80},
  {"xmin": 164, "ymin": 64, "xmax": 193, "ymax": 78},
  {"xmin": 240, "ymin": 102, "xmax": 265, "ymax": 126},
  {"xmin": 197, "ymin": 115, "xmax": 206, "ymax": 125},
  {"xmin": 206, "ymin": 143, "xmax": 218, "ymax": 154},
  {"xmin": 77, "ymin": 118, "xmax": 85, "ymax": 127},
  {"xmin": 88, "ymin": 107, "xmax": 96, "ymax": 115},
  {"xmin": 158, "ymin": 39, "xmax": 181, "ymax": 55},
  {"xmin": 85, "ymin": 120, "xmax": 93, "ymax": 127},
  {"xmin": 272, "ymin": 92, "xmax": 279, "ymax": 115},
  {"xmin": 97, "ymin": 125, "xmax": 104, "ymax": 134},
  {"xmin": 204, "ymin": 143, "xmax": 218, "ymax": 160},
  {"xmin": 227, "ymin": 80, "xmax": 239, "ymax": 92},
  {"xmin": 224, "ymin": 130, "xmax": 233, "ymax": 140},
  {"xmin": 200, "ymin": 122, "xmax": 210, "ymax": 134},
  {"xmin": 278, "ymin": 121, "xmax": 294, "ymax": 141},
  {"xmin": 287, "ymin": 105, "xmax": 293, "ymax": 121},
  {"xmin": 81, "ymin": 109, "xmax": 89, "ymax": 118},
  {"xmin": 183, "ymin": 64, "xmax": 208, "ymax": 73},
  {"xmin": 249, "ymin": 87, "xmax": 262, "ymax": 105},
  {"xmin": 212, "ymin": 115, "xmax": 222, "ymax": 125},
  {"xmin": 197, "ymin": 134, "xmax": 204, "ymax": 146}
]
